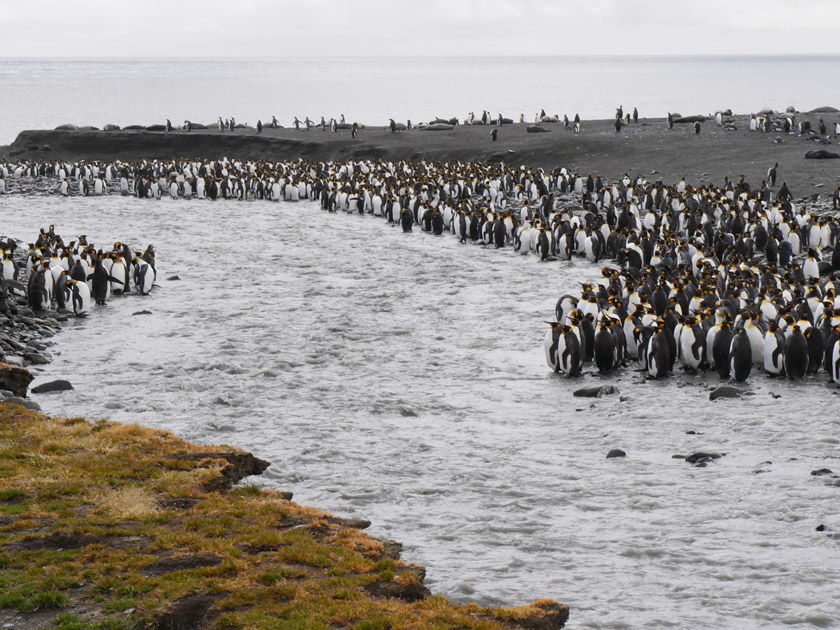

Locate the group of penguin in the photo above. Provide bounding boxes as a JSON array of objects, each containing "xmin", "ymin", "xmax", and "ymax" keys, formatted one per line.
[
  {"xmin": 541, "ymin": 178, "xmax": 840, "ymax": 384},
  {"xmin": 4, "ymin": 156, "xmax": 840, "ymax": 387},
  {"xmin": 2, "ymin": 226, "xmax": 156, "ymax": 317}
]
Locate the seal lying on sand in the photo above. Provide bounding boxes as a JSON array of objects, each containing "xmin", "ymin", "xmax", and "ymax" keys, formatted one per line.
[
  {"xmin": 527, "ymin": 125, "xmax": 550, "ymax": 133},
  {"xmin": 805, "ymin": 150, "xmax": 840, "ymax": 160}
]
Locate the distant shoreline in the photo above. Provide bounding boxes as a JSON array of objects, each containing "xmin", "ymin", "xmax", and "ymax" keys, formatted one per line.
[{"xmin": 2, "ymin": 112, "xmax": 839, "ymax": 196}]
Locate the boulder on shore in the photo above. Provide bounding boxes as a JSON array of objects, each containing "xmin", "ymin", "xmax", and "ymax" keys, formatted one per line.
[
  {"xmin": 0, "ymin": 362, "xmax": 33, "ymax": 397},
  {"xmin": 32, "ymin": 379, "xmax": 74, "ymax": 394}
]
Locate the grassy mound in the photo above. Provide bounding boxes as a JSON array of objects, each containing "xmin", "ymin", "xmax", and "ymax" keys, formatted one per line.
[{"xmin": 0, "ymin": 404, "xmax": 568, "ymax": 630}]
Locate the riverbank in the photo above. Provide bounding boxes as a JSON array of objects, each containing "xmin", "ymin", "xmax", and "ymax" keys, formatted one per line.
[
  {"xmin": 0, "ymin": 405, "xmax": 569, "ymax": 629},
  {"xmin": 2, "ymin": 113, "xmax": 839, "ymax": 196}
]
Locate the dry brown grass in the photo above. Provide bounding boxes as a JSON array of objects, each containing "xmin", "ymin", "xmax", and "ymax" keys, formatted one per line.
[{"xmin": 0, "ymin": 403, "xmax": 569, "ymax": 629}]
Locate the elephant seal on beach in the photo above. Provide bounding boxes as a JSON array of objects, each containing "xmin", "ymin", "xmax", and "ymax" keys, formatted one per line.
[
  {"xmin": 421, "ymin": 123, "xmax": 454, "ymax": 131},
  {"xmin": 527, "ymin": 125, "xmax": 550, "ymax": 133},
  {"xmin": 805, "ymin": 150, "xmax": 840, "ymax": 160},
  {"xmin": 673, "ymin": 115, "xmax": 707, "ymax": 124}
]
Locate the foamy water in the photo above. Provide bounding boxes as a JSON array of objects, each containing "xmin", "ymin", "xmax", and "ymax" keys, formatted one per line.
[{"xmin": 1, "ymin": 190, "xmax": 839, "ymax": 628}]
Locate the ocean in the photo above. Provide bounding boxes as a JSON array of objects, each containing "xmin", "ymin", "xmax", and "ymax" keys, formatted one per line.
[{"xmin": 1, "ymin": 55, "xmax": 839, "ymax": 145}]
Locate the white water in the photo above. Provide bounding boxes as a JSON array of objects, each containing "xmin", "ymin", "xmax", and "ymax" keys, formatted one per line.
[{"xmin": 1, "ymin": 192, "xmax": 839, "ymax": 628}]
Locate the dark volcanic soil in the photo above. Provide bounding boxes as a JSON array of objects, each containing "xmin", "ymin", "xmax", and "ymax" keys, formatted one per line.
[{"xmin": 2, "ymin": 114, "xmax": 839, "ymax": 194}]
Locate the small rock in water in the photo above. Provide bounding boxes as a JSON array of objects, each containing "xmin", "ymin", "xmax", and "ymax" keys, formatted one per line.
[
  {"xmin": 23, "ymin": 352, "xmax": 49, "ymax": 365},
  {"xmin": 811, "ymin": 468, "xmax": 833, "ymax": 476},
  {"xmin": 31, "ymin": 379, "xmax": 74, "ymax": 394},
  {"xmin": 816, "ymin": 524, "xmax": 826, "ymax": 531},
  {"xmin": 573, "ymin": 385, "xmax": 620, "ymax": 398},
  {"xmin": 709, "ymin": 386, "xmax": 742, "ymax": 401},
  {"xmin": 685, "ymin": 451, "xmax": 725, "ymax": 464},
  {"xmin": 167, "ymin": 275, "xmax": 181, "ymax": 281},
  {"xmin": 672, "ymin": 454, "xmax": 685, "ymax": 459},
  {"xmin": 132, "ymin": 310, "xmax": 153, "ymax": 316},
  {"xmin": 606, "ymin": 449, "xmax": 626, "ymax": 459}
]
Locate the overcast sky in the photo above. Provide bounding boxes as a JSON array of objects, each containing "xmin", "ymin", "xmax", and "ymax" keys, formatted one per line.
[{"xmin": 1, "ymin": 0, "xmax": 839, "ymax": 57}]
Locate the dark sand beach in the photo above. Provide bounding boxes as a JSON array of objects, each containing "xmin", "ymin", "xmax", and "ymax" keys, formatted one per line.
[{"xmin": 3, "ymin": 114, "xmax": 839, "ymax": 196}]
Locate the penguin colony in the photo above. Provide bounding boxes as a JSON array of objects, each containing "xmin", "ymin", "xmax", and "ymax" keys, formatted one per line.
[
  {"xmin": 543, "ymin": 175, "xmax": 840, "ymax": 385},
  {"xmin": 2, "ymin": 157, "xmax": 839, "ymax": 386},
  {"xmin": 4, "ymin": 225, "xmax": 157, "ymax": 317}
]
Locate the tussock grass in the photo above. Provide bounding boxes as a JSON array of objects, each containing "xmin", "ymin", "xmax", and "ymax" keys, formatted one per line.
[{"xmin": 0, "ymin": 404, "xmax": 568, "ymax": 629}]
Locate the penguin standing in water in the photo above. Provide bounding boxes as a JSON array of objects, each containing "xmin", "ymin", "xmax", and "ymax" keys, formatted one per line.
[
  {"xmin": 557, "ymin": 324, "xmax": 582, "ymax": 377},
  {"xmin": 493, "ymin": 217, "xmax": 505, "ymax": 247},
  {"xmin": 831, "ymin": 331, "xmax": 840, "ymax": 384},
  {"xmin": 545, "ymin": 322, "xmax": 562, "ymax": 372},
  {"xmin": 712, "ymin": 321, "xmax": 734, "ymax": 378},
  {"xmin": 431, "ymin": 208, "xmax": 444, "ymax": 235},
  {"xmin": 763, "ymin": 320, "xmax": 785, "ymax": 376},
  {"xmin": 91, "ymin": 256, "xmax": 119, "ymax": 305},
  {"xmin": 646, "ymin": 322, "xmax": 671, "ymax": 379},
  {"xmin": 729, "ymin": 328, "xmax": 752, "ymax": 382},
  {"xmin": 132, "ymin": 258, "xmax": 155, "ymax": 295},
  {"xmin": 399, "ymin": 207, "xmax": 413, "ymax": 233},
  {"xmin": 804, "ymin": 326, "xmax": 824, "ymax": 374},
  {"xmin": 27, "ymin": 265, "xmax": 50, "ymax": 311},
  {"xmin": 784, "ymin": 325, "xmax": 809, "ymax": 380},
  {"xmin": 594, "ymin": 321, "xmax": 617, "ymax": 374},
  {"xmin": 546, "ymin": 321, "xmax": 582, "ymax": 376},
  {"xmin": 65, "ymin": 279, "xmax": 91, "ymax": 316}
]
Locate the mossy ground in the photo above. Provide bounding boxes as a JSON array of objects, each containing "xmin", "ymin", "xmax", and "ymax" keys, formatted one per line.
[{"xmin": 0, "ymin": 403, "xmax": 568, "ymax": 629}]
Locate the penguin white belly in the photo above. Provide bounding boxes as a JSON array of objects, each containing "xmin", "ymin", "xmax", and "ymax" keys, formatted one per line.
[
  {"xmin": 832, "ymin": 343, "xmax": 840, "ymax": 384},
  {"xmin": 110, "ymin": 261, "xmax": 126, "ymax": 293},
  {"xmin": 133, "ymin": 261, "xmax": 154, "ymax": 295},
  {"xmin": 544, "ymin": 328, "xmax": 559, "ymax": 372},
  {"xmin": 68, "ymin": 280, "xmax": 91, "ymax": 316},
  {"xmin": 764, "ymin": 335, "xmax": 784, "ymax": 375},
  {"xmin": 746, "ymin": 326, "xmax": 765, "ymax": 366}
]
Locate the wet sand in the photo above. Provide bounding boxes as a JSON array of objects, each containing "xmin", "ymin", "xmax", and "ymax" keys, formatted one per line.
[{"xmin": 2, "ymin": 114, "xmax": 839, "ymax": 196}]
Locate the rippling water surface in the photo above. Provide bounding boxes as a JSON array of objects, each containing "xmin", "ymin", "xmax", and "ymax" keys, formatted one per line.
[{"xmin": 2, "ymin": 193, "xmax": 840, "ymax": 628}]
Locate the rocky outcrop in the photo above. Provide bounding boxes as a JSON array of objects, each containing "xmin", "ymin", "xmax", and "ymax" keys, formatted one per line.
[
  {"xmin": 0, "ymin": 362, "xmax": 33, "ymax": 397},
  {"xmin": 171, "ymin": 450, "xmax": 271, "ymax": 491}
]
